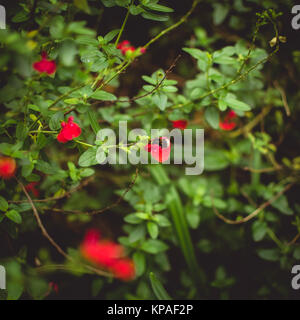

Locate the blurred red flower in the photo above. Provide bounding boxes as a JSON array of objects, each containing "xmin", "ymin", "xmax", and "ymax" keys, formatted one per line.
[
  {"xmin": 25, "ymin": 182, "xmax": 40, "ymax": 198},
  {"xmin": 0, "ymin": 157, "xmax": 16, "ymax": 179},
  {"xmin": 57, "ymin": 116, "xmax": 81, "ymax": 143},
  {"xmin": 219, "ymin": 110, "xmax": 237, "ymax": 131},
  {"xmin": 171, "ymin": 119, "xmax": 188, "ymax": 130},
  {"xmin": 49, "ymin": 282, "xmax": 59, "ymax": 294},
  {"xmin": 33, "ymin": 52, "xmax": 56, "ymax": 75},
  {"xmin": 145, "ymin": 137, "xmax": 171, "ymax": 163},
  {"xmin": 110, "ymin": 259, "xmax": 135, "ymax": 281},
  {"xmin": 117, "ymin": 40, "xmax": 145, "ymax": 56},
  {"xmin": 80, "ymin": 229, "xmax": 135, "ymax": 281}
]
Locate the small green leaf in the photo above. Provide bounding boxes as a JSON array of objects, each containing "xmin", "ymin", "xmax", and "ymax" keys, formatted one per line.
[
  {"xmin": 91, "ymin": 90, "xmax": 117, "ymax": 101},
  {"xmin": 49, "ymin": 112, "xmax": 64, "ymax": 131},
  {"xmin": 141, "ymin": 239, "xmax": 168, "ymax": 254},
  {"xmin": 149, "ymin": 272, "xmax": 172, "ymax": 300},
  {"xmin": 223, "ymin": 95, "xmax": 251, "ymax": 111},
  {"xmin": 88, "ymin": 110, "xmax": 101, "ymax": 135},
  {"xmin": 143, "ymin": 3, "xmax": 174, "ymax": 13},
  {"xmin": 147, "ymin": 222, "xmax": 159, "ymax": 239},
  {"xmin": 133, "ymin": 252, "xmax": 146, "ymax": 277},
  {"xmin": 205, "ymin": 107, "xmax": 220, "ymax": 129},
  {"xmin": 78, "ymin": 148, "xmax": 98, "ymax": 167},
  {"xmin": 0, "ymin": 196, "xmax": 8, "ymax": 212},
  {"xmin": 6, "ymin": 210, "xmax": 22, "ymax": 224},
  {"xmin": 257, "ymin": 248, "xmax": 280, "ymax": 261},
  {"xmin": 252, "ymin": 220, "xmax": 267, "ymax": 242},
  {"xmin": 16, "ymin": 123, "xmax": 28, "ymax": 141}
]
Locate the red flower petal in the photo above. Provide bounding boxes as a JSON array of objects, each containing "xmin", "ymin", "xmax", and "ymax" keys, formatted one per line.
[
  {"xmin": 33, "ymin": 53, "xmax": 56, "ymax": 75},
  {"xmin": 25, "ymin": 182, "xmax": 40, "ymax": 198},
  {"xmin": 219, "ymin": 121, "xmax": 236, "ymax": 131},
  {"xmin": 0, "ymin": 157, "xmax": 16, "ymax": 179},
  {"xmin": 110, "ymin": 259, "xmax": 135, "ymax": 281},
  {"xmin": 171, "ymin": 119, "xmax": 188, "ymax": 130},
  {"xmin": 57, "ymin": 117, "xmax": 81, "ymax": 143},
  {"xmin": 145, "ymin": 137, "xmax": 171, "ymax": 163}
]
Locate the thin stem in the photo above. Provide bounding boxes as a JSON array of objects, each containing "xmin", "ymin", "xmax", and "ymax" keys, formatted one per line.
[
  {"xmin": 115, "ymin": 5, "xmax": 131, "ymax": 47},
  {"xmin": 74, "ymin": 140, "xmax": 94, "ymax": 148},
  {"xmin": 29, "ymin": 130, "xmax": 57, "ymax": 134},
  {"xmin": 144, "ymin": 0, "xmax": 200, "ymax": 49}
]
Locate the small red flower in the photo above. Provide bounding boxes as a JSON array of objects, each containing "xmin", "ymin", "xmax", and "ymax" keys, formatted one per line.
[
  {"xmin": 49, "ymin": 282, "xmax": 59, "ymax": 294},
  {"xmin": 219, "ymin": 110, "xmax": 237, "ymax": 131},
  {"xmin": 0, "ymin": 157, "xmax": 16, "ymax": 179},
  {"xmin": 145, "ymin": 137, "xmax": 171, "ymax": 163},
  {"xmin": 117, "ymin": 41, "xmax": 146, "ymax": 57},
  {"xmin": 171, "ymin": 119, "xmax": 188, "ymax": 130},
  {"xmin": 33, "ymin": 52, "xmax": 56, "ymax": 75},
  {"xmin": 80, "ymin": 229, "xmax": 135, "ymax": 281},
  {"xmin": 57, "ymin": 116, "xmax": 81, "ymax": 143},
  {"xmin": 110, "ymin": 259, "xmax": 135, "ymax": 281},
  {"xmin": 25, "ymin": 182, "xmax": 40, "ymax": 198},
  {"xmin": 117, "ymin": 40, "xmax": 133, "ymax": 55}
]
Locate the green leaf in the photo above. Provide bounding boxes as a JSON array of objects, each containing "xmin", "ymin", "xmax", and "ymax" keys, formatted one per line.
[
  {"xmin": 183, "ymin": 48, "xmax": 211, "ymax": 71},
  {"xmin": 124, "ymin": 214, "xmax": 142, "ymax": 224},
  {"xmin": 270, "ymin": 195, "xmax": 293, "ymax": 215},
  {"xmin": 88, "ymin": 110, "xmax": 101, "ymax": 135},
  {"xmin": 78, "ymin": 148, "xmax": 98, "ymax": 167},
  {"xmin": 143, "ymin": 3, "xmax": 174, "ymax": 13},
  {"xmin": 149, "ymin": 272, "xmax": 172, "ymax": 300},
  {"xmin": 223, "ymin": 95, "xmax": 251, "ymax": 111},
  {"xmin": 59, "ymin": 40, "xmax": 77, "ymax": 66},
  {"xmin": 6, "ymin": 210, "xmax": 22, "ymax": 224},
  {"xmin": 104, "ymin": 29, "xmax": 120, "ymax": 42},
  {"xmin": 252, "ymin": 220, "xmax": 267, "ymax": 242},
  {"xmin": 153, "ymin": 93, "xmax": 168, "ymax": 111},
  {"xmin": 133, "ymin": 252, "xmax": 146, "ymax": 277},
  {"xmin": 129, "ymin": 225, "xmax": 145, "ymax": 243},
  {"xmin": 147, "ymin": 222, "xmax": 159, "ymax": 239},
  {"xmin": 205, "ymin": 107, "xmax": 219, "ymax": 129},
  {"xmin": 16, "ymin": 123, "xmax": 28, "ymax": 141},
  {"xmin": 293, "ymin": 247, "xmax": 300, "ymax": 260},
  {"xmin": 74, "ymin": 0, "xmax": 91, "ymax": 14},
  {"xmin": 0, "ymin": 196, "xmax": 8, "ymax": 212},
  {"xmin": 91, "ymin": 90, "xmax": 117, "ymax": 101},
  {"xmin": 155, "ymin": 214, "xmax": 171, "ymax": 227},
  {"xmin": 257, "ymin": 248, "xmax": 280, "ymax": 261},
  {"xmin": 36, "ymin": 160, "xmax": 56, "ymax": 175},
  {"xmin": 142, "ymin": 11, "xmax": 169, "ymax": 21},
  {"xmin": 213, "ymin": 3, "xmax": 229, "ymax": 25},
  {"xmin": 141, "ymin": 239, "xmax": 168, "ymax": 254},
  {"xmin": 49, "ymin": 112, "xmax": 64, "ymax": 131}
]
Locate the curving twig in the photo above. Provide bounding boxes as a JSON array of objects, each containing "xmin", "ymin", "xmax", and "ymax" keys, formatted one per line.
[
  {"xmin": 9, "ymin": 176, "xmax": 94, "ymax": 204},
  {"xmin": 16, "ymin": 177, "xmax": 111, "ymax": 278},
  {"xmin": 52, "ymin": 168, "xmax": 139, "ymax": 216},
  {"xmin": 211, "ymin": 183, "xmax": 294, "ymax": 225}
]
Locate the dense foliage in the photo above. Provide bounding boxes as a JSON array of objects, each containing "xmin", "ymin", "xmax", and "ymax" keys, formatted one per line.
[{"xmin": 0, "ymin": 0, "xmax": 299, "ymax": 300}]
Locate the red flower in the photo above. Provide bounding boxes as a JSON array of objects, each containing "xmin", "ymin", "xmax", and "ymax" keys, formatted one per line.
[
  {"xmin": 57, "ymin": 116, "xmax": 81, "ymax": 143},
  {"xmin": 117, "ymin": 40, "xmax": 145, "ymax": 57},
  {"xmin": 25, "ymin": 182, "xmax": 40, "ymax": 198},
  {"xmin": 80, "ymin": 229, "xmax": 135, "ymax": 281},
  {"xmin": 171, "ymin": 119, "xmax": 188, "ymax": 130},
  {"xmin": 145, "ymin": 137, "xmax": 171, "ymax": 163},
  {"xmin": 110, "ymin": 259, "xmax": 135, "ymax": 281},
  {"xmin": 49, "ymin": 282, "xmax": 59, "ymax": 294},
  {"xmin": 219, "ymin": 110, "xmax": 237, "ymax": 131},
  {"xmin": 117, "ymin": 40, "xmax": 133, "ymax": 55},
  {"xmin": 0, "ymin": 157, "xmax": 16, "ymax": 179},
  {"xmin": 33, "ymin": 52, "xmax": 56, "ymax": 75}
]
